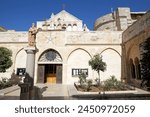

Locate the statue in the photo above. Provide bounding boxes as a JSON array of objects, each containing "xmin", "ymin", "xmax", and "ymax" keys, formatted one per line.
[{"xmin": 28, "ymin": 23, "xmax": 38, "ymax": 46}]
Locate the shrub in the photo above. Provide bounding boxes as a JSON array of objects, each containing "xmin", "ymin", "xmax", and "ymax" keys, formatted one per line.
[
  {"xmin": 0, "ymin": 77, "xmax": 12, "ymax": 89},
  {"xmin": 10, "ymin": 72, "xmax": 22, "ymax": 85},
  {"xmin": 0, "ymin": 72, "xmax": 22, "ymax": 90},
  {"xmin": 86, "ymin": 79, "xmax": 93, "ymax": 91},
  {"xmin": 103, "ymin": 75, "xmax": 125, "ymax": 91},
  {"xmin": 78, "ymin": 72, "xmax": 87, "ymax": 87}
]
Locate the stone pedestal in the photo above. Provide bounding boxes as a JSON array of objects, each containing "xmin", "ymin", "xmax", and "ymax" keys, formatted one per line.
[{"xmin": 18, "ymin": 83, "xmax": 30, "ymax": 100}]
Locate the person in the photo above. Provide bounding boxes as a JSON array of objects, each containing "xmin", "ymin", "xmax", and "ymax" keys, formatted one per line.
[{"xmin": 28, "ymin": 23, "xmax": 38, "ymax": 46}]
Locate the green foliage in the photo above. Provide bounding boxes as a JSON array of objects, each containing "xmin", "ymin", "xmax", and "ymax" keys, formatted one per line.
[
  {"xmin": 0, "ymin": 47, "xmax": 12, "ymax": 72},
  {"xmin": 86, "ymin": 79, "xmax": 93, "ymax": 91},
  {"xmin": 140, "ymin": 37, "xmax": 150, "ymax": 82},
  {"xmin": 89, "ymin": 54, "xmax": 106, "ymax": 84},
  {"xmin": 0, "ymin": 78, "xmax": 12, "ymax": 89},
  {"xmin": 78, "ymin": 73, "xmax": 93, "ymax": 91},
  {"xmin": 10, "ymin": 75, "xmax": 22, "ymax": 85},
  {"xmin": 103, "ymin": 75, "xmax": 124, "ymax": 91},
  {"xmin": 0, "ymin": 72, "xmax": 21, "ymax": 90},
  {"xmin": 78, "ymin": 72, "xmax": 87, "ymax": 86}
]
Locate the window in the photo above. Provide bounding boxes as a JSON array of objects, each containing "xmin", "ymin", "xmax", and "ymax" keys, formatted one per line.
[
  {"xmin": 72, "ymin": 69, "xmax": 88, "ymax": 77},
  {"xmin": 17, "ymin": 68, "xmax": 26, "ymax": 76}
]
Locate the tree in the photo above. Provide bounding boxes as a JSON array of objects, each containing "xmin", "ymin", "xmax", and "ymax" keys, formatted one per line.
[
  {"xmin": 89, "ymin": 54, "xmax": 106, "ymax": 84},
  {"xmin": 140, "ymin": 37, "xmax": 150, "ymax": 87},
  {"xmin": 0, "ymin": 47, "xmax": 12, "ymax": 72}
]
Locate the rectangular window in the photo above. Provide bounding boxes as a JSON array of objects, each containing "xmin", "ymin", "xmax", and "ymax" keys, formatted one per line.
[
  {"xmin": 72, "ymin": 69, "xmax": 88, "ymax": 77},
  {"xmin": 17, "ymin": 68, "xmax": 26, "ymax": 76}
]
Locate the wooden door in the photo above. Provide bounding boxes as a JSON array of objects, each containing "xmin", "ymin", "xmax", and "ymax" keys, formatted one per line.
[
  {"xmin": 56, "ymin": 65, "xmax": 62, "ymax": 83},
  {"xmin": 37, "ymin": 65, "xmax": 45, "ymax": 83}
]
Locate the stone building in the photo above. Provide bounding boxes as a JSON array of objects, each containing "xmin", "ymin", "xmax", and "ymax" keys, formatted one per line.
[
  {"xmin": 0, "ymin": 8, "xmax": 149, "ymax": 86},
  {"xmin": 94, "ymin": 7, "xmax": 145, "ymax": 31},
  {"xmin": 122, "ymin": 11, "xmax": 150, "ymax": 87}
]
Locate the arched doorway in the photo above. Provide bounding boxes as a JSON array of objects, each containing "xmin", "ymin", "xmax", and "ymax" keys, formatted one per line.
[{"xmin": 37, "ymin": 49, "xmax": 63, "ymax": 84}]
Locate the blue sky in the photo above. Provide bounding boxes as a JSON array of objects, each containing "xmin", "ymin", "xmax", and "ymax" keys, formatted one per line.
[{"xmin": 0, "ymin": 0, "xmax": 149, "ymax": 31}]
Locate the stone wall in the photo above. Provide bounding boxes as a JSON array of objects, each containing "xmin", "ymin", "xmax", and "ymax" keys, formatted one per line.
[
  {"xmin": 94, "ymin": 7, "xmax": 144, "ymax": 31},
  {"xmin": 34, "ymin": 30, "xmax": 122, "ymax": 84},
  {"xmin": 94, "ymin": 13, "xmax": 116, "ymax": 31},
  {"xmin": 0, "ymin": 32, "xmax": 28, "ymax": 79},
  {"xmin": 122, "ymin": 11, "xmax": 150, "ymax": 86},
  {"xmin": 123, "ymin": 11, "xmax": 150, "ymax": 43}
]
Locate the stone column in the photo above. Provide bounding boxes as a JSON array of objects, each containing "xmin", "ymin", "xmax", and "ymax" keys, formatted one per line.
[
  {"xmin": 25, "ymin": 47, "xmax": 36, "ymax": 79},
  {"xmin": 24, "ymin": 46, "xmax": 36, "ymax": 99},
  {"xmin": 121, "ymin": 44, "xmax": 127, "ymax": 83}
]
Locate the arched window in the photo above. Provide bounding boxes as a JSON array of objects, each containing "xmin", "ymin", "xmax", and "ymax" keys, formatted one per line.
[
  {"xmin": 38, "ymin": 49, "xmax": 62, "ymax": 63},
  {"xmin": 129, "ymin": 59, "xmax": 136, "ymax": 78},
  {"xmin": 67, "ymin": 24, "xmax": 72, "ymax": 31},
  {"xmin": 54, "ymin": 24, "xmax": 56, "ymax": 29},
  {"xmin": 134, "ymin": 57, "xmax": 141, "ymax": 79},
  {"xmin": 62, "ymin": 24, "xmax": 66, "ymax": 30},
  {"xmin": 57, "ymin": 24, "xmax": 61, "ymax": 29},
  {"xmin": 73, "ymin": 24, "xmax": 77, "ymax": 31}
]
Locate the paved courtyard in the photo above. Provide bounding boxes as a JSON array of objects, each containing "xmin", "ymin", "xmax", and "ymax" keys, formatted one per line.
[{"xmin": 1, "ymin": 84, "xmax": 150, "ymax": 100}]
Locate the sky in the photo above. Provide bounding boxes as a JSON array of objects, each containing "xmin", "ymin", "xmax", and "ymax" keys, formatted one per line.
[{"xmin": 0, "ymin": 0, "xmax": 149, "ymax": 31}]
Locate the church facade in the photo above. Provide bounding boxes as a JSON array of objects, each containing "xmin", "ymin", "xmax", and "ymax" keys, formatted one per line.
[{"xmin": 0, "ymin": 8, "xmax": 149, "ymax": 86}]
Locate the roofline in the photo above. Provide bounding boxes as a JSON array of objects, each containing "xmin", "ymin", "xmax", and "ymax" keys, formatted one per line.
[
  {"xmin": 52, "ymin": 10, "xmax": 82, "ymax": 22},
  {"xmin": 131, "ymin": 12, "xmax": 146, "ymax": 14}
]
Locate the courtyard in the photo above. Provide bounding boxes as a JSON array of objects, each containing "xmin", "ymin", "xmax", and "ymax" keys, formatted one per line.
[{"xmin": 1, "ymin": 84, "xmax": 150, "ymax": 100}]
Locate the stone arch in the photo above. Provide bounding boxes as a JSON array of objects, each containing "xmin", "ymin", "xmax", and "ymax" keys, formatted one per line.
[
  {"xmin": 100, "ymin": 48, "xmax": 121, "ymax": 81},
  {"xmin": 14, "ymin": 48, "xmax": 27, "ymax": 75},
  {"xmin": 100, "ymin": 48, "xmax": 121, "ymax": 57},
  {"xmin": 57, "ymin": 24, "xmax": 61, "ymax": 29},
  {"xmin": 127, "ymin": 43, "xmax": 140, "ymax": 61},
  {"xmin": 67, "ymin": 48, "xmax": 92, "ymax": 61},
  {"xmin": 62, "ymin": 24, "xmax": 67, "ymax": 30},
  {"xmin": 73, "ymin": 24, "xmax": 77, "ymax": 31},
  {"xmin": 67, "ymin": 48, "xmax": 92, "ymax": 84},
  {"xmin": 67, "ymin": 24, "xmax": 72, "ymax": 31},
  {"xmin": 38, "ymin": 49, "xmax": 62, "ymax": 63},
  {"xmin": 37, "ymin": 49, "xmax": 63, "ymax": 84}
]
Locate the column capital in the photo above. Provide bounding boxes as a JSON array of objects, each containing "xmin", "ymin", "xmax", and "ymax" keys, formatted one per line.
[{"xmin": 24, "ymin": 46, "xmax": 36, "ymax": 54}]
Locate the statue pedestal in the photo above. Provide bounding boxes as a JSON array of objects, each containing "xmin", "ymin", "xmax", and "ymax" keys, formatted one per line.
[
  {"xmin": 18, "ymin": 83, "xmax": 30, "ymax": 100},
  {"xmin": 19, "ymin": 46, "xmax": 36, "ymax": 100}
]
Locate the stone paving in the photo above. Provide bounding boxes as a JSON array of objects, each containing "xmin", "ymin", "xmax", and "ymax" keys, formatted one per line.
[
  {"xmin": 0, "ymin": 84, "xmax": 150, "ymax": 100},
  {"xmin": 35, "ymin": 84, "xmax": 70, "ymax": 100}
]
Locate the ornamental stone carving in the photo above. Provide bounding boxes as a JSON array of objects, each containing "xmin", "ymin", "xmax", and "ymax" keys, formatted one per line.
[{"xmin": 39, "ymin": 50, "xmax": 62, "ymax": 62}]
